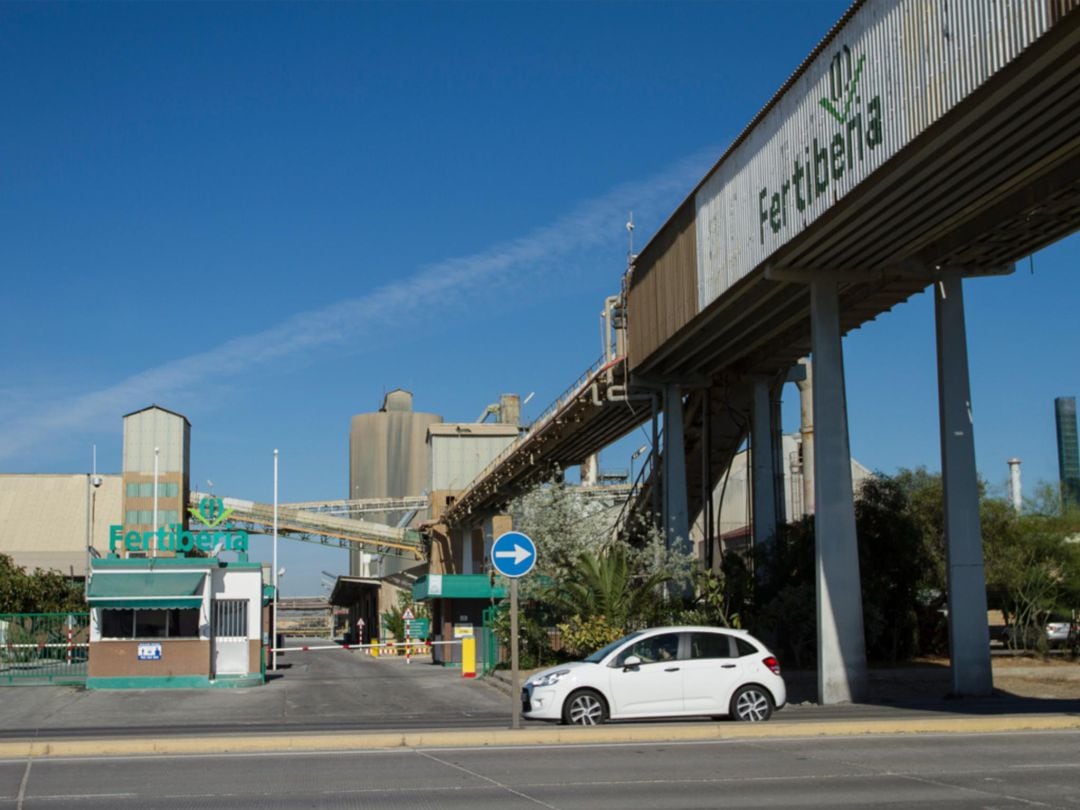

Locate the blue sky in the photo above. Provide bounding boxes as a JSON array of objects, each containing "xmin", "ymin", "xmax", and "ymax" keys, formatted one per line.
[{"xmin": 3, "ymin": 2, "xmax": 1076, "ymax": 595}]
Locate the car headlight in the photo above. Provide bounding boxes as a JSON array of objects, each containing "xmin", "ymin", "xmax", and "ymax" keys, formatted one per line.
[{"xmin": 531, "ymin": 669, "xmax": 570, "ymax": 687}]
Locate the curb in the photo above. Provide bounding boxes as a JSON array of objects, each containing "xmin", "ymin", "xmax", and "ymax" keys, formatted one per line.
[{"xmin": 1, "ymin": 714, "xmax": 1078, "ymax": 760}]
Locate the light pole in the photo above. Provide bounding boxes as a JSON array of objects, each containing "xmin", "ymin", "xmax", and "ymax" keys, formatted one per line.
[
  {"xmin": 152, "ymin": 446, "xmax": 160, "ymax": 557},
  {"xmin": 630, "ymin": 444, "xmax": 648, "ymax": 485},
  {"xmin": 272, "ymin": 448, "xmax": 279, "ymax": 671}
]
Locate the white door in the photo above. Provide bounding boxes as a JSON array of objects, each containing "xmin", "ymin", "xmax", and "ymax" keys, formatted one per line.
[
  {"xmin": 607, "ymin": 632, "xmax": 684, "ymax": 716},
  {"xmin": 681, "ymin": 631, "xmax": 745, "ymax": 714},
  {"xmin": 212, "ymin": 599, "xmax": 249, "ymax": 676}
]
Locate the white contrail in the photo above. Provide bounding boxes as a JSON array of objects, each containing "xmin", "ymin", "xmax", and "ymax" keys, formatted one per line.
[{"xmin": 0, "ymin": 149, "xmax": 715, "ymax": 462}]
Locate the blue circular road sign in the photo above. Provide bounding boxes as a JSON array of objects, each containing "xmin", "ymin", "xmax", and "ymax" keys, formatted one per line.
[{"xmin": 490, "ymin": 531, "xmax": 537, "ymax": 578}]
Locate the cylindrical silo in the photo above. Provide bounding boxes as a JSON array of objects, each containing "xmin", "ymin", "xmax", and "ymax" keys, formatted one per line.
[{"xmin": 348, "ymin": 390, "xmax": 442, "ymax": 575}]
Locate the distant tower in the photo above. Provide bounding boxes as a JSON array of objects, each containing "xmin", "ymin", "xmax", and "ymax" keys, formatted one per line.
[
  {"xmin": 1007, "ymin": 458, "xmax": 1022, "ymax": 513},
  {"xmin": 121, "ymin": 405, "xmax": 191, "ymax": 558},
  {"xmin": 348, "ymin": 390, "xmax": 442, "ymax": 576},
  {"xmin": 1055, "ymin": 397, "xmax": 1080, "ymax": 508}
]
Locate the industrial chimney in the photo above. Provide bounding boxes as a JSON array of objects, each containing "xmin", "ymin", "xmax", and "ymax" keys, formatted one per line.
[{"xmin": 1007, "ymin": 458, "xmax": 1022, "ymax": 513}]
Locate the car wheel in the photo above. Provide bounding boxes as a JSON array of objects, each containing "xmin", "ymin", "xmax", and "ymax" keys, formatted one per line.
[
  {"xmin": 730, "ymin": 685, "xmax": 773, "ymax": 722},
  {"xmin": 562, "ymin": 688, "xmax": 608, "ymax": 725}
]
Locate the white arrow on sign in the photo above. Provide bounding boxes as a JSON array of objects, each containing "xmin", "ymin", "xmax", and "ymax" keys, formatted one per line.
[{"xmin": 494, "ymin": 544, "xmax": 532, "ymax": 566}]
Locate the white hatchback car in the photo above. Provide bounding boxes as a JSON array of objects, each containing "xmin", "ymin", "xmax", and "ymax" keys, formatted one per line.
[{"xmin": 522, "ymin": 626, "xmax": 786, "ymax": 725}]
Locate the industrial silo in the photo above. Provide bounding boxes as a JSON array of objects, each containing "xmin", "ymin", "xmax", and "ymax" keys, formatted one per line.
[
  {"xmin": 348, "ymin": 390, "xmax": 442, "ymax": 576},
  {"xmin": 121, "ymin": 405, "xmax": 191, "ymax": 557}
]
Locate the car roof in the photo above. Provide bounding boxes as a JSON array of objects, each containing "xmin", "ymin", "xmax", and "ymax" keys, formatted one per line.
[{"xmin": 636, "ymin": 625, "xmax": 751, "ymax": 636}]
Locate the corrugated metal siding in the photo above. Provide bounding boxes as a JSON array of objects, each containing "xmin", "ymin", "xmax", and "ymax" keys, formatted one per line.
[
  {"xmin": 430, "ymin": 432, "xmax": 519, "ymax": 493},
  {"xmin": 0, "ymin": 474, "xmax": 123, "ymax": 571},
  {"xmin": 695, "ymin": 0, "xmax": 1061, "ymax": 307},
  {"xmin": 627, "ymin": 199, "xmax": 697, "ymax": 369},
  {"xmin": 628, "ymin": 0, "xmax": 1074, "ymax": 367},
  {"xmin": 123, "ymin": 408, "xmax": 189, "ymax": 473}
]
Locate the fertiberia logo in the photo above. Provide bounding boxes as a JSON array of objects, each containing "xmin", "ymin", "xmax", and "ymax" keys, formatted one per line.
[{"xmin": 757, "ymin": 44, "xmax": 884, "ymax": 245}]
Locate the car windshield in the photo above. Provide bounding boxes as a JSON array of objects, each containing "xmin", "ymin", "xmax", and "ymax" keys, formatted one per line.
[{"xmin": 582, "ymin": 631, "xmax": 644, "ymax": 663}]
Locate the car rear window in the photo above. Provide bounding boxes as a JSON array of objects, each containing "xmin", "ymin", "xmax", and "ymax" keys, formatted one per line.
[{"xmin": 735, "ymin": 637, "xmax": 759, "ymax": 657}]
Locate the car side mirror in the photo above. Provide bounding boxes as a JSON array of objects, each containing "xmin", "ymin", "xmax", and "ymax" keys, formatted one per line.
[{"xmin": 623, "ymin": 655, "xmax": 642, "ymax": 670}]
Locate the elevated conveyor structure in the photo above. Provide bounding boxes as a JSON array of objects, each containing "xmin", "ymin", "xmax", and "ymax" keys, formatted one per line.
[
  {"xmin": 279, "ymin": 496, "xmax": 430, "ymax": 518},
  {"xmin": 628, "ymin": 1, "xmax": 1080, "ymax": 383},
  {"xmin": 189, "ymin": 493, "xmax": 424, "ymax": 558},
  {"xmin": 444, "ymin": 1, "xmax": 1080, "ymax": 544},
  {"xmin": 443, "ymin": 357, "xmax": 648, "ymax": 524}
]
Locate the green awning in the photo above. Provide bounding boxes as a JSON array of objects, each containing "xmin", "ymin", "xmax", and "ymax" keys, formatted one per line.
[
  {"xmin": 88, "ymin": 572, "xmax": 206, "ymax": 610},
  {"xmin": 412, "ymin": 574, "xmax": 507, "ymax": 602}
]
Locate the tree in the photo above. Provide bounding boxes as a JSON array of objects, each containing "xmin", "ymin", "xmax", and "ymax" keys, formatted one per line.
[
  {"xmin": 547, "ymin": 544, "xmax": 667, "ymax": 633},
  {"xmin": 749, "ymin": 472, "xmax": 935, "ymax": 666},
  {"xmin": 984, "ymin": 484, "xmax": 1080, "ymax": 651},
  {"xmin": 501, "ymin": 475, "xmax": 697, "ymax": 662},
  {"xmin": 509, "ymin": 472, "xmax": 612, "ymax": 593},
  {"xmin": 854, "ymin": 475, "xmax": 928, "ymax": 662},
  {"xmin": 0, "ymin": 554, "xmax": 84, "ymax": 614}
]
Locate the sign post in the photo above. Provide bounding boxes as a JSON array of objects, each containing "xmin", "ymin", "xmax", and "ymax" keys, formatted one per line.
[
  {"xmin": 402, "ymin": 607, "xmax": 414, "ymax": 665},
  {"xmin": 490, "ymin": 531, "xmax": 537, "ymax": 730}
]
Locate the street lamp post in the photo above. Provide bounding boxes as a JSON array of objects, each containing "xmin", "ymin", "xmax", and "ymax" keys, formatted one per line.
[
  {"xmin": 272, "ymin": 449, "xmax": 279, "ymax": 671},
  {"xmin": 630, "ymin": 444, "xmax": 648, "ymax": 485},
  {"xmin": 152, "ymin": 446, "xmax": 160, "ymax": 557}
]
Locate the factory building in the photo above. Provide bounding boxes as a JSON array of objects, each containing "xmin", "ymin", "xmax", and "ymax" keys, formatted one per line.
[
  {"xmin": 0, "ymin": 473, "xmax": 121, "ymax": 577},
  {"xmin": 119, "ymin": 406, "xmax": 191, "ymax": 555},
  {"xmin": 695, "ymin": 434, "xmax": 872, "ymax": 560}
]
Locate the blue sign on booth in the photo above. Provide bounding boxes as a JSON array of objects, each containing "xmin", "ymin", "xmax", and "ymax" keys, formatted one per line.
[{"xmin": 490, "ymin": 531, "xmax": 537, "ymax": 579}]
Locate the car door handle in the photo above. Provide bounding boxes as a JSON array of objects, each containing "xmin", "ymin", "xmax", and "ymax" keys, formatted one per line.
[
  {"xmin": 664, "ymin": 667, "xmax": 680, "ymax": 672},
  {"xmin": 721, "ymin": 664, "xmax": 737, "ymax": 669}
]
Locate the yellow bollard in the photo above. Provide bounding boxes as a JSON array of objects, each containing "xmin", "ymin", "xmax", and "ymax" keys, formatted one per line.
[
  {"xmin": 462, "ymin": 635, "xmax": 476, "ymax": 678},
  {"xmin": 370, "ymin": 638, "xmax": 379, "ymax": 658}
]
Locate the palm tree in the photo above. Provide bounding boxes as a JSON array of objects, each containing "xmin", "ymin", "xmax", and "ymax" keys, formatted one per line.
[{"xmin": 547, "ymin": 544, "xmax": 667, "ymax": 631}]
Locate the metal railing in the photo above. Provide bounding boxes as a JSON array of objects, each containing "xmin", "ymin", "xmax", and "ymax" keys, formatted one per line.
[{"xmin": 0, "ymin": 613, "xmax": 89, "ymax": 685}]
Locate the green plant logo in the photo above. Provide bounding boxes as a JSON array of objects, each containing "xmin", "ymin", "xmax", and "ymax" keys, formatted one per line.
[
  {"xmin": 756, "ymin": 41, "xmax": 883, "ymax": 246},
  {"xmin": 819, "ymin": 45, "xmax": 866, "ymax": 125},
  {"xmin": 190, "ymin": 495, "xmax": 234, "ymax": 528}
]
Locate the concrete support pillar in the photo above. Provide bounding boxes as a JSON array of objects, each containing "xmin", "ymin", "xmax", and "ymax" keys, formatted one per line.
[
  {"xmin": 770, "ymin": 387, "xmax": 787, "ymax": 527},
  {"xmin": 751, "ymin": 377, "xmax": 778, "ymax": 555},
  {"xmin": 484, "ymin": 514, "xmax": 513, "ymax": 574},
  {"xmin": 935, "ymin": 275, "xmax": 993, "ymax": 696},
  {"xmin": 810, "ymin": 279, "xmax": 867, "ymax": 704},
  {"xmin": 796, "ymin": 358, "xmax": 815, "ymax": 516},
  {"xmin": 580, "ymin": 455, "xmax": 599, "ymax": 486},
  {"xmin": 463, "ymin": 526, "xmax": 476, "ymax": 574},
  {"xmin": 662, "ymin": 384, "xmax": 691, "ymax": 560}
]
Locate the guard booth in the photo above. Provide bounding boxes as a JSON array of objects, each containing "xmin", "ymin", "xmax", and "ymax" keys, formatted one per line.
[
  {"xmin": 85, "ymin": 557, "xmax": 264, "ymax": 689},
  {"xmin": 412, "ymin": 573, "xmax": 505, "ymax": 669}
]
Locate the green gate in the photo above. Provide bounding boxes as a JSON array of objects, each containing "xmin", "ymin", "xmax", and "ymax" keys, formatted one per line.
[
  {"xmin": 479, "ymin": 604, "xmax": 504, "ymax": 676},
  {"xmin": 0, "ymin": 613, "xmax": 89, "ymax": 685}
]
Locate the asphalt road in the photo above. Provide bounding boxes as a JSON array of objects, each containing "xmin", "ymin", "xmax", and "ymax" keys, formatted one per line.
[{"xmin": 2, "ymin": 730, "xmax": 1078, "ymax": 809}]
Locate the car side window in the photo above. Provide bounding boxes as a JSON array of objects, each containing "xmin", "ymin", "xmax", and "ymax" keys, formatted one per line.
[
  {"xmin": 689, "ymin": 632, "xmax": 735, "ymax": 659},
  {"xmin": 613, "ymin": 633, "xmax": 681, "ymax": 666},
  {"xmin": 734, "ymin": 637, "xmax": 758, "ymax": 657}
]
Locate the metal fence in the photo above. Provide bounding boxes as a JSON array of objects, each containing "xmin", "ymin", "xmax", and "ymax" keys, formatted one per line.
[
  {"xmin": 479, "ymin": 605, "xmax": 503, "ymax": 676},
  {"xmin": 0, "ymin": 613, "xmax": 89, "ymax": 685}
]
